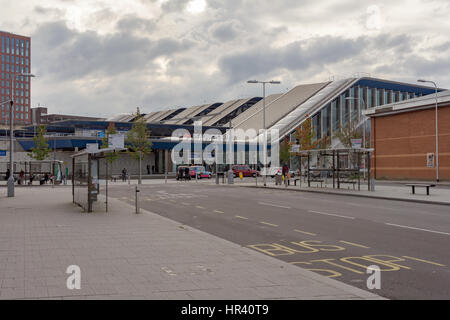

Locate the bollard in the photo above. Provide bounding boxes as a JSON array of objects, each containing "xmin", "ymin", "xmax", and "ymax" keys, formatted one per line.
[{"xmin": 135, "ymin": 185, "xmax": 140, "ymax": 214}]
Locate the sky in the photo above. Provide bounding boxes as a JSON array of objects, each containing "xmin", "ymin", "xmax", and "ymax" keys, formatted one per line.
[{"xmin": 1, "ymin": 0, "xmax": 450, "ymax": 118}]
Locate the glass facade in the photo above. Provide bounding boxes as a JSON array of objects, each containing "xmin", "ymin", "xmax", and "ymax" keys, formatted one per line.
[{"xmin": 304, "ymin": 80, "xmax": 437, "ymax": 146}]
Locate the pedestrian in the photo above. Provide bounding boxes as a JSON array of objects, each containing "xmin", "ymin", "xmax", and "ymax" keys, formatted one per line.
[
  {"xmin": 282, "ymin": 164, "xmax": 289, "ymax": 186},
  {"xmin": 44, "ymin": 172, "xmax": 49, "ymax": 184},
  {"xmin": 152, "ymin": 165, "xmax": 155, "ymax": 174},
  {"xmin": 122, "ymin": 168, "xmax": 127, "ymax": 182},
  {"xmin": 19, "ymin": 170, "xmax": 24, "ymax": 185},
  {"xmin": 184, "ymin": 166, "xmax": 190, "ymax": 181},
  {"xmin": 147, "ymin": 164, "xmax": 150, "ymax": 175},
  {"xmin": 178, "ymin": 166, "xmax": 184, "ymax": 181}
]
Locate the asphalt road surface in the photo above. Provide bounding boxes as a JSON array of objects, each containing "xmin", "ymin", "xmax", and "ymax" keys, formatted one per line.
[{"xmin": 108, "ymin": 181, "xmax": 450, "ymax": 299}]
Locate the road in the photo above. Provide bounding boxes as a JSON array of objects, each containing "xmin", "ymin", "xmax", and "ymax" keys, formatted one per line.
[{"xmin": 108, "ymin": 181, "xmax": 450, "ymax": 299}]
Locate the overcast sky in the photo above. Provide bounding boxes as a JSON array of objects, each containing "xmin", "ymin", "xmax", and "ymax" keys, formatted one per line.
[{"xmin": 1, "ymin": 0, "xmax": 450, "ymax": 117}]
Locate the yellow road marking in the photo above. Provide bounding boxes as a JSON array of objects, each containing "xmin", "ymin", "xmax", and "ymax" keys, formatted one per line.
[
  {"xmin": 339, "ymin": 241, "xmax": 370, "ymax": 249},
  {"xmin": 403, "ymin": 256, "xmax": 446, "ymax": 267},
  {"xmin": 235, "ymin": 215, "xmax": 249, "ymax": 220},
  {"xmin": 196, "ymin": 206, "xmax": 205, "ymax": 209},
  {"xmin": 260, "ymin": 221, "xmax": 279, "ymax": 227},
  {"xmin": 213, "ymin": 210, "xmax": 225, "ymax": 214},
  {"xmin": 294, "ymin": 230, "xmax": 317, "ymax": 236}
]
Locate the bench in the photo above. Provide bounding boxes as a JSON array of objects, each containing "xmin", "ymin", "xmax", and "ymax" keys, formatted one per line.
[{"xmin": 405, "ymin": 183, "xmax": 436, "ymax": 196}]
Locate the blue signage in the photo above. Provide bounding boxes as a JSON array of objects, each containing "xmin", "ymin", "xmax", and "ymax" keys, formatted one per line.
[{"xmin": 0, "ymin": 150, "xmax": 6, "ymax": 157}]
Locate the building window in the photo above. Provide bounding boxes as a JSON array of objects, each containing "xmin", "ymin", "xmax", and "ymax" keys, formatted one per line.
[{"xmin": 331, "ymin": 99, "xmax": 340, "ymax": 133}]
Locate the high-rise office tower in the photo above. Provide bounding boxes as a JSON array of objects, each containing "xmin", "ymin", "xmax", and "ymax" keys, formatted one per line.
[{"xmin": 0, "ymin": 31, "xmax": 31, "ymax": 125}]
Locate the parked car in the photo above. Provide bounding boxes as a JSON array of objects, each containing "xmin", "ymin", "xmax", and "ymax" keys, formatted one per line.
[
  {"xmin": 190, "ymin": 166, "xmax": 212, "ymax": 179},
  {"xmin": 260, "ymin": 167, "xmax": 282, "ymax": 178},
  {"xmin": 231, "ymin": 165, "xmax": 260, "ymax": 178}
]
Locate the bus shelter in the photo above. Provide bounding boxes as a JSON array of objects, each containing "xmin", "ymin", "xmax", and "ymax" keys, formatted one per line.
[
  {"xmin": 295, "ymin": 148, "xmax": 374, "ymax": 191},
  {"xmin": 71, "ymin": 147, "xmax": 125, "ymax": 213}
]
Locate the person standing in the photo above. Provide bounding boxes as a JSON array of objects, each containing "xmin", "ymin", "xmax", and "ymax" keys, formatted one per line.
[
  {"xmin": 147, "ymin": 164, "xmax": 150, "ymax": 175},
  {"xmin": 122, "ymin": 168, "xmax": 127, "ymax": 182},
  {"xmin": 282, "ymin": 164, "xmax": 289, "ymax": 186}
]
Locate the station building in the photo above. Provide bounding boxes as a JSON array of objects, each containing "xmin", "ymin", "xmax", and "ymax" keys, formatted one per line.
[{"xmin": 1, "ymin": 76, "xmax": 445, "ymax": 178}]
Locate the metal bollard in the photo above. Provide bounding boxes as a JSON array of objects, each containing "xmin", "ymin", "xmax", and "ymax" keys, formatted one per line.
[{"xmin": 135, "ymin": 185, "xmax": 140, "ymax": 214}]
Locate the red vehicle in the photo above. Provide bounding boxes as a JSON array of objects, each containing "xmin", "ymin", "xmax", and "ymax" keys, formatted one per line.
[{"xmin": 231, "ymin": 165, "xmax": 260, "ymax": 177}]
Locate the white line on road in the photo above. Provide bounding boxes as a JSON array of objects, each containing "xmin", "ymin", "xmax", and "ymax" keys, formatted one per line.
[
  {"xmin": 385, "ymin": 223, "xmax": 450, "ymax": 236},
  {"xmin": 308, "ymin": 210, "xmax": 355, "ymax": 220},
  {"xmin": 258, "ymin": 202, "xmax": 291, "ymax": 209}
]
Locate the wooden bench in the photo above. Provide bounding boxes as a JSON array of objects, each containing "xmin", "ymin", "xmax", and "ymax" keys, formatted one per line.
[{"xmin": 405, "ymin": 183, "xmax": 436, "ymax": 196}]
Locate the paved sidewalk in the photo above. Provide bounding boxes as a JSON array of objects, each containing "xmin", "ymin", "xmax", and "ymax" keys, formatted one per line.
[
  {"xmin": 0, "ymin": 187, "xmax": 382, "ymax": 300},
  {"xmin": 206, "ymin": 179, "xmax": 450, "ymax": 206}
]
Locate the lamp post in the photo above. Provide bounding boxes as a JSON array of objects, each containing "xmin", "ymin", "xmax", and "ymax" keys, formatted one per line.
[
  {"xmin": 7, "ymin": 72, "xmax": 35, "ymax": 197},
  {"xmin": 418, "ymin": 79, "xmax": 439, "ymax": 182},
  {"xmin": 247, "ymin": 80, "xmax": 281, "ymax": 187}
]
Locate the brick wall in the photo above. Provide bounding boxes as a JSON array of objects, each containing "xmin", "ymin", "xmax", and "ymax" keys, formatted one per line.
[{"xmin": 371, "ymin": 105, "xmax": 450, "ymax": 181}]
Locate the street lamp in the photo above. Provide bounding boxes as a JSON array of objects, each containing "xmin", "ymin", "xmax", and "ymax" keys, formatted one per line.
[
  {"xmin": 7, "ymin": 72, "xmax": 35, "ymax": 197},
  {"xmin": 418, "ymin": 79, "xmax": 439, "ymax": 182},
  {"xmin": 247, "ymin": 80, "xmax": 281, "ymax": 187}
]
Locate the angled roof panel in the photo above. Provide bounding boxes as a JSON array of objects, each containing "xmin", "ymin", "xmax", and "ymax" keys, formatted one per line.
[
  {"xmin": 151, "ymin": 109, "xmax": 180, "ymax": 122},
  {"xmin": 142, "ymin": 111, "xmax": 161, "ymax": 122},
  {"xmin": 231, "ymin": 93, "xmax": 283, "ymax": 130},
  {"xmin": 203, "ymin": 98, "xmax": 254, "ymax": 126},
  {"xmin": 164, "ymin": 105, "xmax": 206, "ymax": 124}
]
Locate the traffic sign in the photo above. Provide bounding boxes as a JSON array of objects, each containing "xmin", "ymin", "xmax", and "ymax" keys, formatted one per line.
[{"xmin": 0, "ymin": 150, "xmax": 6, "ymax": 157}]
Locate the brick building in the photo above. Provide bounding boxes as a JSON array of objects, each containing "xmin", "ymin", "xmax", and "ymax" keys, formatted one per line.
[
  {"xmin": 0, "ymin": 31, "xmax": 31, "ymax": 126},
  {"xmin": 366, "ymin": 90, "xmax": 450, "ymax": 181}
]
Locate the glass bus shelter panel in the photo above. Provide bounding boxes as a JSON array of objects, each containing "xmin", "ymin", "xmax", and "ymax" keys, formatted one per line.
[
  {"xmin": 90, "ymin": 157, "xmax": 107, "ymax": 212},
  {"xmin": 73, "ymin": 155, "xmax": 89, "ymax": 211}
]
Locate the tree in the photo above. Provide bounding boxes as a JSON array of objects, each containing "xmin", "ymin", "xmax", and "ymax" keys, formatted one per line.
[
  {"xmin": 279, "ymin": 137, "xmax": 292, "ymax": 165},
  {"xmin": 101, "ymin": 122, "xmax": 119, "ymax": 164},
  {"xmin": 126, "ymin": 108, "xmax": 152, "ymax": 184},
  {"xmin": 293, "ymin": 116, "xmax": 331, "ymax": 172},
  {"xmin": 28, "ymin": 125, "xmax": 51, "ymax": 161},
  {"xmin": 334, "ymin": 120, "xmax": 362, "ymax": 148},
  {"xmin": 294, "ymin": 116, "xmax": 320, "ymax": 152},
  {"xmin": 333, "ymin": 120, "xmax": 363, "ymax": 169}
]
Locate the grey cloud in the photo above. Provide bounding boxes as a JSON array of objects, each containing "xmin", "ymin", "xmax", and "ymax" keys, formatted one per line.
[
  {"xmin": 116, "ymin": 15, "xmax": 157, "ymax": 34},
  {"xmin": 161, "ymin": 0, "xmax": 190, "ymax": 13},
  {"xmin": 210, "ymin": 21, "xmax": 240, "ymax": 42},
  {"xmin": 32, "ymin": 21, "xmax": 193, "ymax": 80},
  {"xmin": 218, "ymin": 36, "xmax": 367, "ymax": 83}
]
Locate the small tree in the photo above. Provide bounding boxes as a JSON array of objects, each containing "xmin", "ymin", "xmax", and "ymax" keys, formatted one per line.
[
  {"xmin": 334, "ymin": 120, "xmax": 362, "ymax": 148},
  {"xmin": 293, "ymin": 116, "xmax": 331, "ymax": 172},
  {"xmin": 101, "ymin": 122, "xmax": 119, "ymax": 164},
  {"xmin": 279, "ymin": 137, "xmax": 292, "ymax": 166},
  {"xmin": 334, "ymin": 120, "xmax": 363, "ymax": 169},
  {"xmin": 126, "ymin": 109, "xmax": 152, "ymax": 184},
  {"xmin": 28, "ymin": 125, "xmax": 51, "ymax": 161}
]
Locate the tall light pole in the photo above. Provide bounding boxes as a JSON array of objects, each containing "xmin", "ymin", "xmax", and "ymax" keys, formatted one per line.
[
  {"xmin": 418, "ymin": 79, "xmax": 439, "ymax": 182},
  {"xmin": 247, "ymin": 80, "xmax": 281, "ymax": 187},
  {"xmin": 7, "ymin": 72, "xmax": 36, "ymax": 197}
]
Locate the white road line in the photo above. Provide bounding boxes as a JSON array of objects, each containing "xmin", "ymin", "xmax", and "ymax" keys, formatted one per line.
[
  {"xmin": 385, "ymin": 223, "xmax": 450, "ymax": 236},
  {"xmin": 258, "ymin": 202, "xmax": 291, "ymax": 209},
  {"xmin": 308, "ymin": 210, "xmax": 355, "ymax": 220}
]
